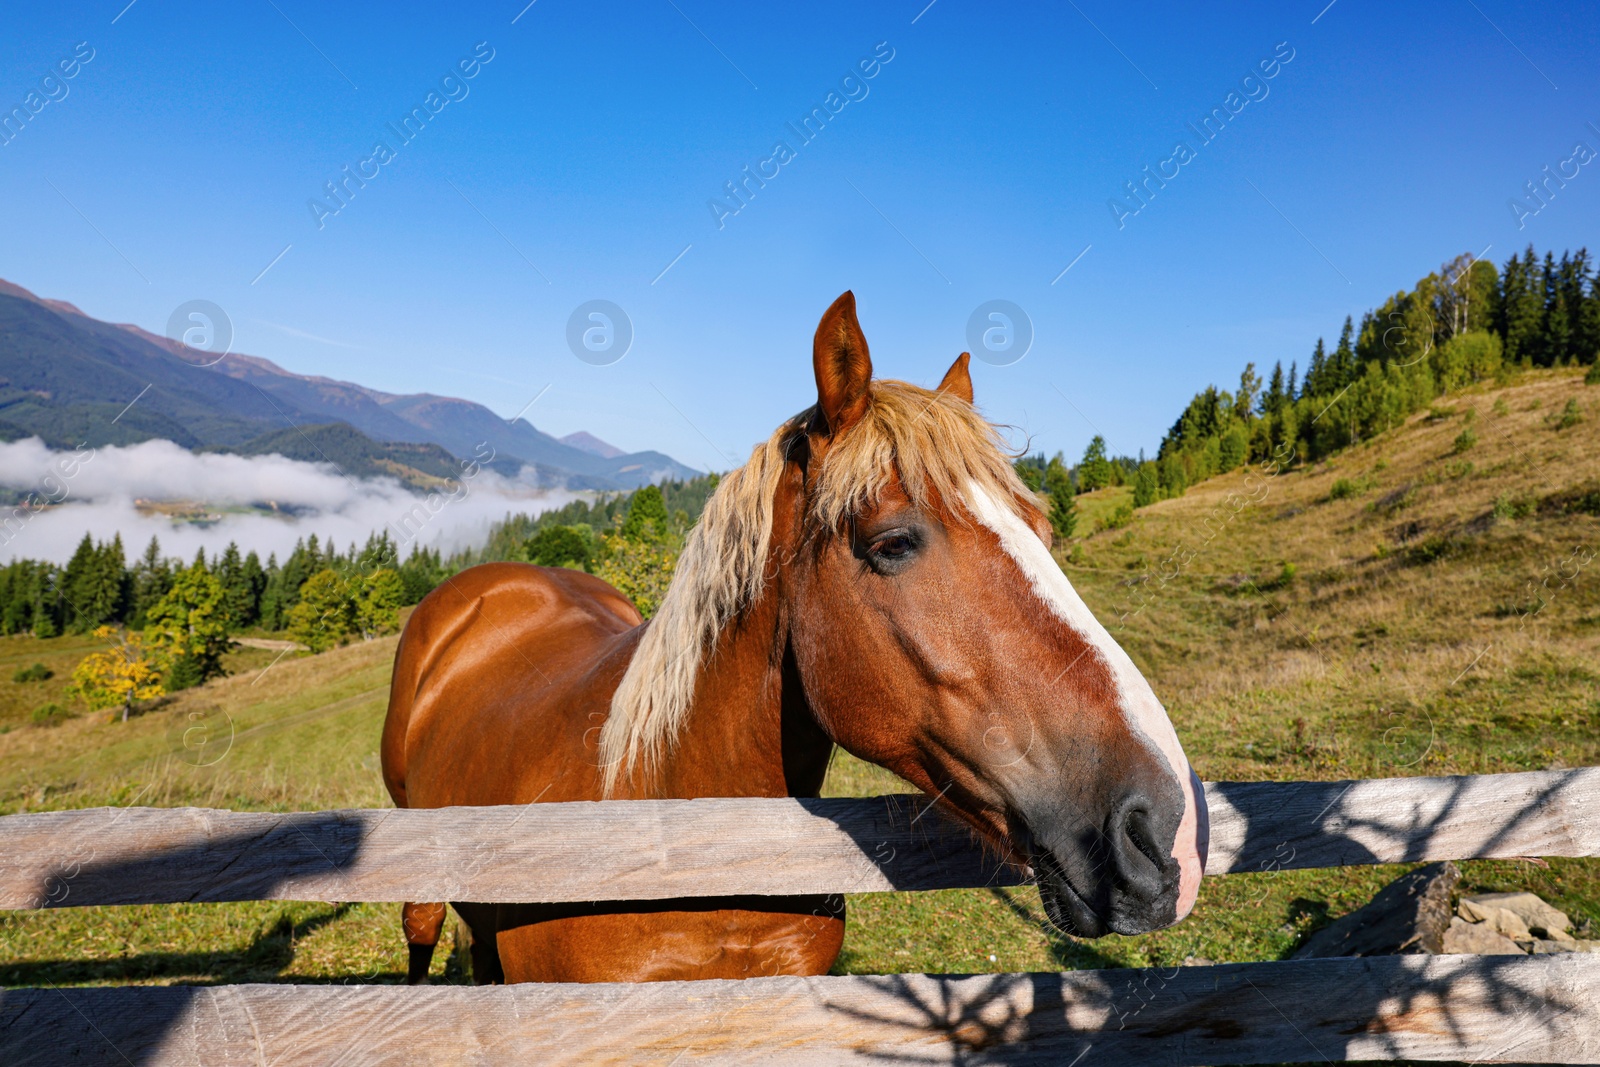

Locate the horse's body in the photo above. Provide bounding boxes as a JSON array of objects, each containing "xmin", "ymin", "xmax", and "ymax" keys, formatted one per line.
[
  {"xmin": 382, "ymin": 562, "xmax": 845, "ymax": 982},
  {"xmin": 382, "ymin": 293, "xmax": 1208, "ymax": 984}
]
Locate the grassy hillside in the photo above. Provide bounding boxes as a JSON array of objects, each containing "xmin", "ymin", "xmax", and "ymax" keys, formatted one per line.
[{"xmin": 2, "ymin": 368, "xmax": 1596, "ymax": 988}]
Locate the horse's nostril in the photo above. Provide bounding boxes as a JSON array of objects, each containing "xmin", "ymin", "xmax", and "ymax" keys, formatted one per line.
[
  {"xmin": 1106, "ymin": 794, "xmax": 1176, "ymax": 903},
  {"xmin": 1124, "ymin": 808, "xmax": 1164, "ymax": 869}
]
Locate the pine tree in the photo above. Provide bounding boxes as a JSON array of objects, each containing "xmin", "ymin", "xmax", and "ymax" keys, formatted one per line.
[
  {"xmin": 1305, "ymin": 339, "xmax": 1327, "ymax": 397},
  {"xmin": 61, "ymin": 534, "xmax": 96, "ymax": 632},
  {"xmin": 128, "ymin": 536, "xmax": 172, "ymax": 630},
  {"xmin": 620, "ymin": 485, "xmax": 670, "ymax": 543},
  {"xmin": 259, "ymin": 553, "xmax": 287, "ymax": 631},
  {"xmin": 1540, "ymin": 251, "xmax": 1570, "ymax": 365},
  {"xmin": 1331, "ymin": 317, "xmax": 1356, "ymax": 388},
  {"xmin": 85, "ymin": 534, "xmax": 127, "ymax": 628},
  {"xmin": 1044, "ymin": 455, "xmax": 1076, "ymax": 540},
  {"xmin": 1132, "ymin": 461, "xmax": 1160, "ymax": 508},
  {"xmin": 1579, "ymin": 249, "xmax": 1600, "ymax": 363},
  {"xmin": 1077, "ymin": 436, "xmax": 1113, "ymax": 492},
  {"xmin": 1498, "ymin": 246, "xmax": 1544, "ymax": 364},
  {"xmin": 242, "ymin": 550, "xmax": 266, "ymax": 624},
  {"xmin": 216, "ymin": 542, "xmax": 256, "ymax": 631},
  {"xmin": 1262, "ymin": 362, "xmax": 1287, "ymax": 418},
  {"xmin": 1287, "ymin": 361, "xmax": 1298, "ymax": 401}
]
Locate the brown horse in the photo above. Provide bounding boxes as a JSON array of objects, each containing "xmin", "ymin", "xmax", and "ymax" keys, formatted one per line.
[{"xmin": 381, "ymin": 292, "xmax": 1208, "ymax": 984}]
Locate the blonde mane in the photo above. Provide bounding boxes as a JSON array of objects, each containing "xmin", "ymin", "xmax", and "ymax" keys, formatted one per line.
[{"xmin": 599, "ymin": 379, "xmax": 1039, "ymax": 794}]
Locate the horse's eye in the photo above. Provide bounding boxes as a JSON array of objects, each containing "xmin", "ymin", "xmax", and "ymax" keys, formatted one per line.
[{"xmin": 873, "ymin": 535, "xmax": 914, "ymax": 559}]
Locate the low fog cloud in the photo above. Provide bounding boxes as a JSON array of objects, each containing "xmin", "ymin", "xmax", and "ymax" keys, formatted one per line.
[{"xmin": 0, "ymin": 437, "xmax": 578, "ymax": 565}]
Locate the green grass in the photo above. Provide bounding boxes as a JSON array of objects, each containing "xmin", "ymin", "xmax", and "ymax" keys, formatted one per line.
[{"xmin": 3, "ymin": 368, "xmax": 1599, "ymax": 991}]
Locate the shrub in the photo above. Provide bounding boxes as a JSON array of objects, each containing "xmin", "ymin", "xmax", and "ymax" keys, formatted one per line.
[
  {"xmin": 1541, "ymin": 483, "xmax": 1600, "ymax": 517},
  {"xmin": 1452, "ymin": 427, "xmax": 1477, "ymax": 453},
  {"xmin": 1408, "ymin": 535, "xmax": 1458, "ymax": 565},
  {"xmin": 1329, "ymin": 477, "xmax": 1368, "ymax": 500},
  {"xmin": 1493, "ymin": 493, "xmax": 1538, "ymax": 520},
  {"xmin": 12, "ymin": 662, "xmax": 52, "ymax": 683},
  {"xmin": 1493, "ymin": 396, "xmax": 1510, "ymax": 415},
  {"xmin": 30, "ymin": 702, "xmax": 67, "ymax": 727},
  {"xmin": 1104, "ymin": 503, "xmax": 1134, "ymax": 530},
  {"xmin": 1556, "ymin": 398, "xmax": 1583, "ymax": 429},
  {"xmin": 1587, "ymin": 362, "xmax": 1600, "ymax": 385}
]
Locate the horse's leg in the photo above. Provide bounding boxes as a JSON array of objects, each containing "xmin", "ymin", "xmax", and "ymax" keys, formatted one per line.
[
  {"xmin": 449, "ymin": 903, "xmax": 505, "ymax": 984},
  {"xmin": 401, "ymin": 901, "xmax": 448, "ymax": 984}
]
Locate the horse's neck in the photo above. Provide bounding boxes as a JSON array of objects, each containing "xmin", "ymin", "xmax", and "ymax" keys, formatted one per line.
[
  {"xmin": 651, "ymin": 472, "xmax": 833, "ymax": 800},
  {"xmin": 649, "ymin": 584, "xmax": 832, "ymax": 799}
]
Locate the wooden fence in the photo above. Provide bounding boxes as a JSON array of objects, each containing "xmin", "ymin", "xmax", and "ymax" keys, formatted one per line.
[{"xmin": 1, "ymin": 767, "xmax": 1597, "ymax": 1064}]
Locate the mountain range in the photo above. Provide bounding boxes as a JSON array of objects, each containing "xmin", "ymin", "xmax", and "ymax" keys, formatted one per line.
[{"xmin": 0, "ymin": 279, "xmax": 697, "ymax": 490}]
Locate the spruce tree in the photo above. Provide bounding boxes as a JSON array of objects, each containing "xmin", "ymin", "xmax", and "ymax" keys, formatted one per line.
[
  {"xmin": 217, "ymin": 543, "xmax": 256, "ymax": 631},
  {"xmin": 620, "ymin": 485, "xmax": 670, "ymax": 543},
  {"xmin": 1539, "ymin": 251, "xmax": 1568, "ymax": 365},
  {"xmin": 1044, "ymin": 455, "xmax": 1076, "ymax": 540},
  {"xmin": 1305, "ymin": 339, "xmax": 1327, "ymax": 397},
  {"xmin": 1498, "ymin": 247, "xmax": 1544, "ymax": 364},
  {"xmin": 1077, "ymin": 436, "xmax": 1113, "ymax": 492},
  {"xmin": 61, "ymin": 534, "xmax": 96, "ymax": 632},
  {"xmin": 1262, "ymin": 362, "xmax": 1286, "ymax": 418},
  {"xmin": 1579, "ymin": 250, "xmax": 1600, "ymax": 363},
  {"xmin": 129, "ymin": 536, "xmax": 172, "ymax": 630},
  {"xmin": 84, "ymin": 534, "xmax": 127, "ymax": 628},
  {"xmin": 1332, "ymin": 317, "xmax": 1356, "ymax": 387}
]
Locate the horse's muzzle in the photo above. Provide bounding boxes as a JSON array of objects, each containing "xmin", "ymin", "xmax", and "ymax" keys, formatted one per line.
[{"xmin": 1024, "ymin": 788, "xmax": 1186, "ymax": 938}]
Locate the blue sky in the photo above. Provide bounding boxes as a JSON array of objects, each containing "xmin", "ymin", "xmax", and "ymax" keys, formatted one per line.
[{"xmin": 2, "ymin": 1, "xmax": 1597, "ymax": 473}]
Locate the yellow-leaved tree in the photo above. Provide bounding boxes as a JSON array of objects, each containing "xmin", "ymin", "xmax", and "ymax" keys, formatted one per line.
[
  {"xmin": 69, "ymin": 625, "xmax": 166, "ymax": 722},
  {"xmin": 593, "ymin": 486, "xmax": 680, "ymax": 618},
  {"xmin": 593, "ymin": 538, "xmax": 677, "ymax": 618}
]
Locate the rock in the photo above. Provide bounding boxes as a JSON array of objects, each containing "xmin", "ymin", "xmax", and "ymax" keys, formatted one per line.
[
  {"xmin": 1441, "ymin": 917, "xmax": 1526, "ymax": 955},
  {"xmin": 1292, "ymin": 862, "xmax": 1459, "ymax": 959},
  {"xmin": 1456, "ymin": 899, "xmax": 1532, "ymax": 941},
  {"xmin": 1180, "ymin": 956, "xmax": 1215, "ymax": 967},
  {"xmin": 1528, "ymin": 938, "xmax": 1575, "ymax": 955},
  {"xmin": 1460, "ymin": 892, "xmax": 1571, "ymax": 939}
]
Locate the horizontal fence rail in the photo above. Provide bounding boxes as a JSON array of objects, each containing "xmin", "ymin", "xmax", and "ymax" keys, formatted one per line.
[
  {"xmin": 2, "ymin": 954, "xmax": 1597, "ymax": 1065},
  {"xmin": 2, "ymin": 769, "xmax": 1597, "ymax": 909}
]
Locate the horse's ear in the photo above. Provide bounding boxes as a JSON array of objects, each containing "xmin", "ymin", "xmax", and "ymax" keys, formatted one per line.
[
  {"xmin": 938, "ymin": 352, "xmax": 974, "ymax": 404},
  {"xmin": 813, "ymin": 291, "xmax": 872, "ymax": 436}
]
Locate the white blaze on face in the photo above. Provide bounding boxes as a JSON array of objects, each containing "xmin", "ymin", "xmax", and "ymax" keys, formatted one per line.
[{"xmin": 965, "ymin": 481, "xmax": 1207, "ymax": 920}]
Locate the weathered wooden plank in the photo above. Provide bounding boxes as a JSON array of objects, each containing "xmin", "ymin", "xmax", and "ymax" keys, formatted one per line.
[
  {"xmin": 1206, "ymin": 767, "xmax": 1600, "ymax": 876},
  {"xmin": 1, "ymin": 954, "xmax": 1596, "ymax": 1065},
  {"xmin": 0, "ymin": 769, "xmax": 1595, "ymax": 909}
]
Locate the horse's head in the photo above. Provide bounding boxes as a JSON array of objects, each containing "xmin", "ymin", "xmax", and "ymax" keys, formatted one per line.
[{"xmin": 784, "ymin": 292, "xmax": 1207, "ymax": 937}]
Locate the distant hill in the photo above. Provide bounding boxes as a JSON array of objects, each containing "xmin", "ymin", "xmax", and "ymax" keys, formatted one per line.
[
  {"xmin": 0, "ymin": 280, "xmax": 699, "ymax": 489},
  {"xmin": 202, "ymin": 422, "xmax": 467, "ymax": 493},
  {"xmin": 559, "ymin": 431, "xmax": 624, "ymax": 459}
]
